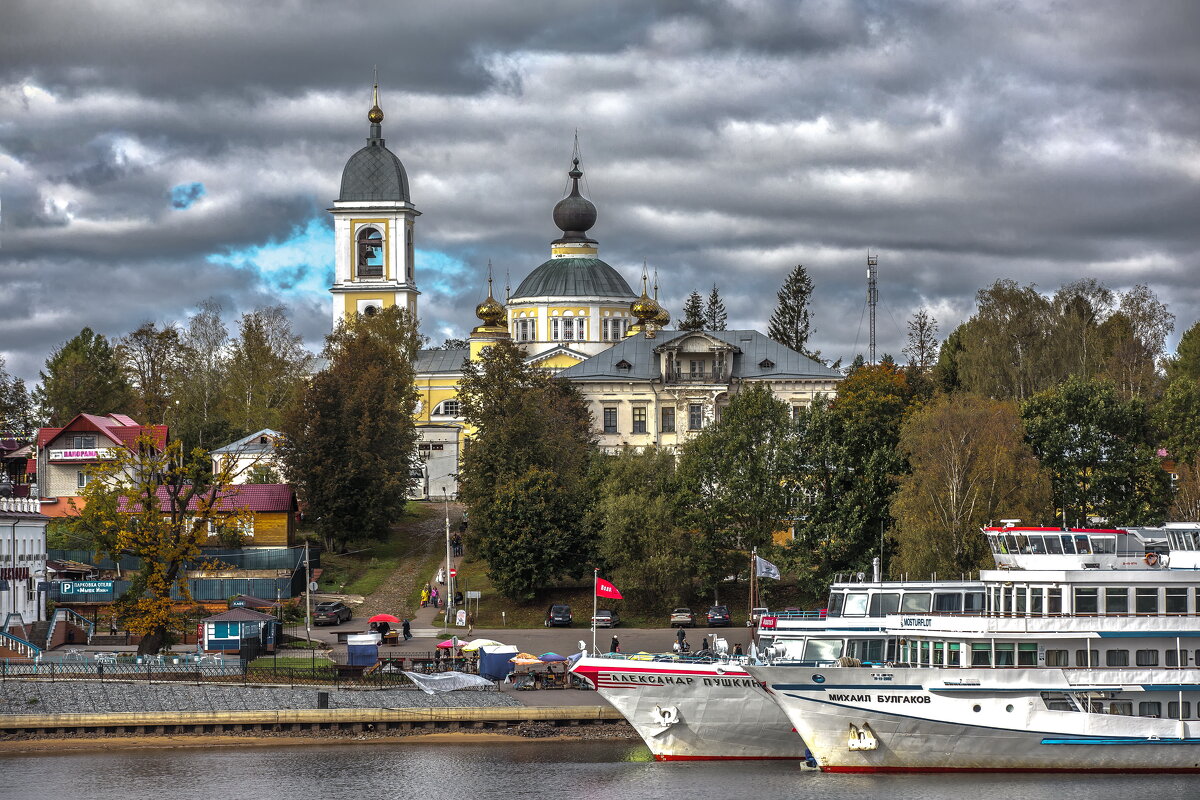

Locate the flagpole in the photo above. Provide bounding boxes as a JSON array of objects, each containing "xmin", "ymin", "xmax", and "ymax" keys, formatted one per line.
[{"xmin": 592, "ymin": 568, "xmax": 598, "ymax": 655}]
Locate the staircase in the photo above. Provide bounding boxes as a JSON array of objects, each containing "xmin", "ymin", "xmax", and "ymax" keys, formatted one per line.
[
  {"xmin": 0, "ymin": 630, "xmax": 41, "ymax": 660},
  {"xmin": 29, "ymin": 621, "xmax": 50, "ymax": 647}
]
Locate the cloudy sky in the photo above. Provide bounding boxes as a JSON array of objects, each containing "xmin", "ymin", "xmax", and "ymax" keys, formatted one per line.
[{"xmin": 2, "ymin": 0, "xmax": 1199, "ymax": 382}]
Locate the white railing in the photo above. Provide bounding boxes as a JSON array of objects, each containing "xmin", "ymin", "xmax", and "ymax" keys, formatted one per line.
[{"xmin": 0, "ymin": 497, "xmax": 42, "ymax": 514}]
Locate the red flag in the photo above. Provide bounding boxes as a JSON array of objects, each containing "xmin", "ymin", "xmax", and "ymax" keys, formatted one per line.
[{"xmin": 596, "ymin": 577, "xmax": 623, "ymax": 600}]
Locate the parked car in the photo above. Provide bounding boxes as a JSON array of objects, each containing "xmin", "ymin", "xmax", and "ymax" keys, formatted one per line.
[
  {"xmin": 592, "ymin": 609, "xmax": 620, "ymax": 628},
  {"xmin": 747, "ymin": 606, "xmax": 769, "ymax": 627},
  {"xmin": 706, "ymin": 605, "xmax": 732, "ymax": 627},
  {"xmin": 669, "ymin": 607, "xmax": 696, "ymax": 628},
  {"xmin": 314, "ymin": 600, "xmax": 352, "ymax": 626},
  {"xmin": 545, "ymin": 603, "xmax": 573, "ymax": 627}
]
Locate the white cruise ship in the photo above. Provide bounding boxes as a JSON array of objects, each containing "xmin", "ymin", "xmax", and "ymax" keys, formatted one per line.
[{"xmin": 747, "ymin": 523, "xmax": 1200, "ymax": 772}]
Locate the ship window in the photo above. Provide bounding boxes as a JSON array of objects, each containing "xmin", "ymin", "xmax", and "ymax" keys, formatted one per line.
[
  {"xmin": 1060, "ymin": 535, "xmax": 1076, "ymax": 554},
  {"xmin": 1031, "ymin": 587, "xmax": 1044, "ymax": 615},
  {"xmin": 1074, "ymin": 535, "xmax": 1091, "ymax": 554},
  {"xmin": 1091, "ymin": 536, "xmax": 1115, "ymax": 554},
  {"xmin": 1167, "ymin": 649, "xmax": 1189, "ymax": 667},
  {"xmin": 1136, "ymin": 649, "xmax": 1159, "ymax": 667},
  {"xmin": 843, "ymin": 593, "xmax": 868, "ymax": 617},
  {"xmin": 1073, "ymin": 587, "xmax": 1098, "ymax": 615},
  {"xmin": 900, "ymin": 593, "xmax": 931, "ymax": 613},
  {"xmin": 1166, "ymin": 588, "xmax": 1188, "ymax": 615},
  {"xmin": 802, "ymin": 639, "xmax": 844, "ymax": 662},
  {"xmin": 1109, "ymin": 701, "xmax": 1133, "ymax": 716},
  {"xmin": 987, "ymin": 534, "xmax": 1002, "ymax": 554},
  {"xmin": 994, "ymin": 643, "xmax": 1015, "ymax": 666},
  {"xmin": 933, "ymin": 593, "xmax": 962, "ymax": 613},
  {"xmin": 1075, "ymin": 649, "xmax": 1098, "ymax": 667},
  {"xmin": 1105, "ymin": 588, "xmax": 1128, "ymax": 615},
  {"xmin": 1139, "ymin": 701, "xmax": 1162, "ymax": 717},
  {"xmin": 1046, "ymin": 700, "xmax": 1076, "ymax": 712},
  {"xmin": 1047, "ymin": 588, "xmax": 1063, "ymax": 614},
  {"xmin": 826, "ymin": 592, "xmax": 845, "ymax": 617},
  {"xmin": 847, "ymin": 639, "xmax": 883, "ymax": 663},
  {"xmin": 1044, "ymin": 535, "xmax": 1063, "ymax": 554},
  {"xmin": 1045, "ymin": 649, "xmax": 1069, "ymax": 666},
  {"xmin": 964, "ymin": 592, "xmax": 986, "ymax": 615},
  {"xmin": 970, "ymin": 643, "xmax": 991, "ymax": 666},
  {"xmin": 1135, "ymin": 588, "xmax": 1158, "ymax": 615},
  {"xmin": 1018, "ymin": 643, "xmax": 1038, "ymax": 666},
  {"xmin": 1169, "ymin": 701, "xmax": 1192, "ymax": 719},
  {"xmin": 1105, "ymin": 649, "xmax": 1129, "ymax": 667},
  {"xmin": 946, "ymin": 642, "xmax": 961, "ymax": 666},
  {"xmin": 868, "ymin": 593, "xmax": 899, "ymax": 617}
]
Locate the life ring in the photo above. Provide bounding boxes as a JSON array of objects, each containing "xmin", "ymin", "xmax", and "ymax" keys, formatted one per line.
[{"xmin": 1145, "ymin": 552, "xmax": 1160, "ymax": 567}]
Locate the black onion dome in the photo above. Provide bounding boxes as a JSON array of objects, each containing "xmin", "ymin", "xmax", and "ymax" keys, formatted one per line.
[{"xmin": 552, "ymin": 158, "xmax": 597, "ymax": 243}]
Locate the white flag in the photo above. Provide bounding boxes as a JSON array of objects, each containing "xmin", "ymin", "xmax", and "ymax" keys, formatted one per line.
[{"xmin": 755, "ymin": 555, "xmax": 781, "ymax": 580}]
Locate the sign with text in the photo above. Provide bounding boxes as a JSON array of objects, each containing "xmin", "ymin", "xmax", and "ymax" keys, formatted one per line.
[
  {"xmin": 58, "ymin": 580, "xmax": 114, "ymax": 595},
  {"xmin": 48, "ymin": 448, "xmax": 117, "ymax": 461},
  {"xmin": 466, "ymin": 591, "xmax": 481, "ymax": 599}
]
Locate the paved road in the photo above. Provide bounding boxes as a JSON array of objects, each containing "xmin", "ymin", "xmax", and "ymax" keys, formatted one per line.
[{"xmin": 311, "ymin": 622, "xmax": 758, "ymax": 659}]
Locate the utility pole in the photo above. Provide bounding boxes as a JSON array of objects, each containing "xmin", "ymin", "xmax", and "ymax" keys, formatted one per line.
[
  {"xmin": 444, "ymin": 493, "xmax": 454, "ymax": 627},
  {"xmin": 304, "ymin": 540, "xmax": 312, "ymax": 643},
  {"xmin": 867, "ymin": 252, "xmax": 878, "ymax": 365}
]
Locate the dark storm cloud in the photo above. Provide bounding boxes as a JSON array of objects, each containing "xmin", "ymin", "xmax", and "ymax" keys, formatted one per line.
[{"xmin": 2, "ymin": 0, "xmax": 1199, "ymax": 383}]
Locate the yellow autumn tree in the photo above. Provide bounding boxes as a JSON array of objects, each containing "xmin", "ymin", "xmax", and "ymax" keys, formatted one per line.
[{"xmin": 78, "ymin": 434, "xmax": 250, "ymax": 654}]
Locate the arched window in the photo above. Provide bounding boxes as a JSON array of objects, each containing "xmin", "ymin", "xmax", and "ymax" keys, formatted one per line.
[
  {"xmin": 433, "ymin": 399, "xmax": 461, "ymax": 417},
  {"xmin": 357, "ymin": 227, "xmax": 384, "ymax": 278}
]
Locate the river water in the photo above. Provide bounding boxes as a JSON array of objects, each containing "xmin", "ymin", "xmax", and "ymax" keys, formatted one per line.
[{"xmin": 3, "ymin": 740, "xmax": 1193, "ymax": 799}]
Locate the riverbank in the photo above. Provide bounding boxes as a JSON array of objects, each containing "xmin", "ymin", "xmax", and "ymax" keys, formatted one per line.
[{"xmin": 0, "ymin": 723, "xmax": 636, "ymax": 755}]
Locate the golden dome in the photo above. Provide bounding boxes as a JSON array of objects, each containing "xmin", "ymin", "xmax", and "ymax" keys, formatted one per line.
[
  {"xmin": 475, "ymin": 293, "xmax": 505, "ymax": 328},
  {"xmin": 630, "ymin": 293, "xmax": 658, "ymax": 325},
  {"xmin": 653, "ymin": 302, "xmax": 671, "ymax": 327},
  {"xmin": 368, "ymin": 83, "xmax": 384, "ymax": 124}
]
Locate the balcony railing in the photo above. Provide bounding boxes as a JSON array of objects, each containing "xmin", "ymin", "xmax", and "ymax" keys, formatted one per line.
[{"xmin": 665, "ymin": 369, "xmax": 728, "ymax": 384}]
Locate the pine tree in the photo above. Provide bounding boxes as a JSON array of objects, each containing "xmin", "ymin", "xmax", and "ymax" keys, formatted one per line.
[
  {"xmin": 902, "ymin": 309, "xmax": 940, "ymax": 371},
  {"xmin": 704, "ymin": 285, "xmax": 728, "ymax": 331},
  {"xmin": 679, "ymin": 292, "xmax": 705, "ymax": 331},
  {"xmin": 767, "ymin": 264, "xmax": 815, "ymax": 357},
  {"xmin": 35, "ymin": 328, "xmax": 134, "ymax": 425}
]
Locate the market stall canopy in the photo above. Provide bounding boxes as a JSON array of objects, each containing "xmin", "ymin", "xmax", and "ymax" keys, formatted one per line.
[
  {"xmin": 436, "ymin": 639, "xmax": 461, "ymax": 649},
  {"xmin": 461, "ymin": 638, "xmax": 502, "ymax": 652},
  {"xmin": 509, "ymin": 652, "xmax": 542, "ymax": 665},
  {"xmin": 538, "ymin": 652, "xmax": 569, "ymax": 662},
  {"xmin": 369, "ymin": 614, "xmax": 401, "ymax": 624}
]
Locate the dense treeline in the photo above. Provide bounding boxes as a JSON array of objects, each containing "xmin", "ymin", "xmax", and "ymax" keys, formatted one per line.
[{"xmin": 460, "ymin": 274, "xmax": 1200, "ymax": 607}]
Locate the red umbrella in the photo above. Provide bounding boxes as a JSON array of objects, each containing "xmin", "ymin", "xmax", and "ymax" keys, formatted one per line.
[{"xmin": 369, "ymin": 614, "xmax": 401, "ymax": 623}]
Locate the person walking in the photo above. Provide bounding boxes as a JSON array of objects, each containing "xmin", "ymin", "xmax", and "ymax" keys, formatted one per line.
[
  {"xmin": 676, "ymin": 627, "xmax": 685, "ymax": 648},
  {"xmin": 733, "ymin": 642, "xmax": 743, "ymax": 656},
  {"xmin": 402, "ymin": 618, "xmax": 411, "ymax": 641},
  {"xmin": 420, "ymin": 586, "xmax": 429, "ymax": 608},
  {"xmin": 702, "ymin": 636, "xmax": 709, "ymax": 652},
  {"xmin": 610, "ymin": 635, "xmax": 620, "ymax": 654},
  {"xmin": 431, "ymin": 587, "xmax": 439, "ymax": 608},
  {"xmin": 466, "ymin": 612, "xmax": 475, "ymax": 636}
]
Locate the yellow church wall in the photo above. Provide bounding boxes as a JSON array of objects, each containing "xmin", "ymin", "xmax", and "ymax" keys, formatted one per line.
[
  {"xmin": 341, "ymin": 292, "xmax": 396, "ymax": 317},
  {"xmin": 532, "ymin": 352, "xmax": 587, "ymax": 370}
]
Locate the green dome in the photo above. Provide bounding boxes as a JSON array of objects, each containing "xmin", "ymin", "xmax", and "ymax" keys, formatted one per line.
[{"xmin": 511, "ymin": 257, "xmax": 635, "ymax": 300}]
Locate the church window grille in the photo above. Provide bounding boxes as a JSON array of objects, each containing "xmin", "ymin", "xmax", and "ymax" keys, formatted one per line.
[
  {"xmin": 357, "ymin": 227, "xmax": 384, "ymax": 278},
  {"xmin": 563, "ymin": 317, "xmax": 574, "ymax": 340},
  {"xmin": 576, "ymin": 318, "xmax": 586, "ymax": 339},
  {"xmin": 551, "ymin": 318, "xmax": 560, "ymax": 340},
  {"xmin": 434, "ymin": 400, "xmax": 461, "ymax": 417}
]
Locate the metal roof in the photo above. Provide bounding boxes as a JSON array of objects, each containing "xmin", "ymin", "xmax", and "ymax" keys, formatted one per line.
[
  {"xmin": 211, "ymin": 429, "xmax": 282, "ymax": 455},
  {"xmin": 339, "ymin": 140, "xmax": 410, "ymax": 202},
  {"xmin": 557, "ymin": 329, "xmax": 842, "ymax": 381},
  {"xmin": 415, "ymin": 349, "xmax": 468, "ymax": 374},
  {"xmin": 510, "ymin": 257, "xmax": 635, "ymax": 301}
]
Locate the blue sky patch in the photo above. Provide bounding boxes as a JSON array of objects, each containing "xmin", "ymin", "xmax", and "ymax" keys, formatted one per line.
[{"xmin": 169, "ymin": 181, "xmax": 206, "ymax": 209}]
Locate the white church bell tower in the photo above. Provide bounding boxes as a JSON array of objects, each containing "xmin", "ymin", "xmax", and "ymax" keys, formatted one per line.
[{"xmin": 329, "ymin": 83, "xmax": 420, "ymax": 325}]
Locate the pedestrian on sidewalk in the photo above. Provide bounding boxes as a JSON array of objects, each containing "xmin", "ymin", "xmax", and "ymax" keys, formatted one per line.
[
  {"xmin": 431, "ymin": 587, "xmax": 439, "ymax": 608},
  {"xmin": 676, "ymin": 627, "xmax": 685, "ymax": 648},
  {"xmin": 420, "ymin": 587, "xmax": 429, "ymax": 608},
  {"xmin": 610, "ymin": 636, "xmax": 620, "ymax": 654},
  {"xmin": 466, "ymin": 612, "xmax": 474, "ymax": 636},
  {"xmin": 402, "ymin": 618, "xmax": 411, "ymax": 641}
]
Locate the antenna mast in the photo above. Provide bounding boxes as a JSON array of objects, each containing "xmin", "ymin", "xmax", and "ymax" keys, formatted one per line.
[{"xmin": 866, "ymin": 252, "xmax": 879, "ymax": 364}]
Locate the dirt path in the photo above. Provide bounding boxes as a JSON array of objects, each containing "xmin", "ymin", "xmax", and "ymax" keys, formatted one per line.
[{"xmin": 354, "ymin": 502, "xmax": 464, "ymax": 621}]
